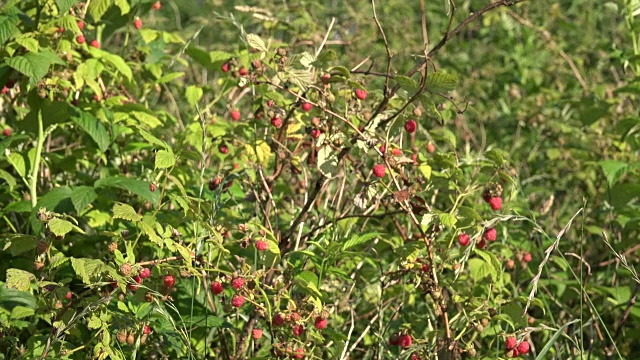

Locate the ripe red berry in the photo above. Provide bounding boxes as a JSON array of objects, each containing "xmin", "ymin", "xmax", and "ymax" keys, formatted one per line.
[
  {"xmin": 65, "ymin": 291, "xmax": 72, "ymax": 300},
  {"xmin": 128, "ymin": 276, "xmax": 142, "ymax": 291},
  {"xmin": 209, "ymin": 176, "xmax": 223, "ymax": 191},
  {"xmin": 301, "ymin": 102, "xmax": 313, "ymax": 112},
  {"xmin": 271, "ymin": 116, "xmax": 283, "ymax": 128},
  {"xmin": 133, "ymin": 18, "xmax": 142, "ymax": 30},
  {"xmin": 267, "ymin": 99, "xmax": 274, "ymax": 107},
  {"xmin": 292, "ymin": 324, "xmax": 304, "ymax": 337},
  {"xmin": 273, "ymin": 313, "xmax": 285, "ymax": 326},
  {"xmin": 314, "ymin": 317, "xmax": 327, "ymax": 330},
  {"xmin": 421, "ymin": 263, "xmax": 429, "ymax": 272},
  {"xmin": 163, "ymin": 275, "xmax": 175, "ymax": 288},
  {"xmin": 517, "ymin": 340, "xmax": 530, "ymax": 354},
  {"xmin": 210, "ymin": 281, "xmax": 223, "ymax": 295},
  {"xmin": 57, "ymin": 27, "xmax": 64, "ymax": 33},
  {"xmin": 354, "ymin": 88, "xmax": 367, "ymax": 100},
  {"xmin": 321, "ymin": 73, "xmax": 331, "ymax": 84},
  {"xmin": 230, "ymin": 110, "xmax": 241, "ymax": 121},
  {"xmin": 477, "ymin": 238, "xmax": 487, "ymax": 250},
  {"xmin": 411, "ymin": 153, "xmax": 418, "ymax": 164},
  {"xmin": 238, "ymin": 67, "xmax": 248, "ymax": 76},
  {"xmin": 398, "ymin": 334, "xmax": 412, "ymax": 348},
  {"xmin": 290, "ymin": 312, "xmax": 301, "ymax": 322},
  {"xmin": 3, "ymin": 129, "xmax": 11, "ymax": 137},
  {"xmin": 76, "ymin": 35, "xmax": 85, "ymax": 44},
  {"xmin": 89, "ymin": 39, "xmax": 100, "ymax": 48},
  {"xmin": 310, "ymin": 129, "xmax": 321, "ymax": 138},
  {"xmin": 379, "ymin": 144, "xmax": 386, "ymax": 154},
  {"xmin": 221, "ymin": 62, "xmax": 230, "ymax": 73},
  {"xmin": 77, "ymin": 21, "xmax": 85, "ymax": 30},
  {"xmin": 231, "ymin": 295, "xmax": 244, "ymax": 307},
  {"xmin": 505, "ymin": 336, "xmax": 517, "ymax": 350},
  {"xmin": 391, "ymin": 148, "xmax": 402, "ymax": 156},
  {"xmin": 483, "ymin": 228, "xmax": 497, "ymax": 242},
  {"xmin": 252, "ymin": 328, "xmax": 263, "ymax": 340},
  {"xmin": 139, "ymin": 267, "xmax": 151, "ymax": 279},
  {"xmin": 458, "ymin": 233, "xmax": 470, "ymax": 246},
  {"xmin": 404, "ymin": 119, "xmax": 417, "ymax": 133},
  {"xmin": 294, "ymin": 348, "xmax": 304, "ymax": 359},
  {"xmin": 489, "ymin": 197, "xmax": 502, "ymax": 211},
  {"xmin": 219, "ymin": 144, "xmax": 229, "ymax": 154},
  {"xmin": 427, "ymin": 143, "xmax": 436, "ymax": 153},
  {"xmin": 231, "ymin": 277, "xmax": 245, "ymax": 289},
  {"xmin": 143, "ymin": 325, "xmax": 151, "ymax": 335},
  {"xmin": 255, "ymin": 239, "xmax": 268, "ymax": 251},
  {"xmin": 389, "ymin": 333, "xmax": 400, "ymax": 346},
  {"xmin": 152, "ymin": 1, "xmax": 161, "ymax": 10},
  {"xmin": 411, "ymin": 354, "xmax": 420, "ymax": 360},
  {"xmin": 523, "ymin": 252, "xmax": 532, "ymax": 263},
  {"xmin": 1, "ymin": 86, "xmax": 8, "ymax": 95},
  {"xmin": 149, "ymin": 183, "xmax": 157, "ymax": 192},
  {"xmin": 372, "ymin": 164, "xmax": 386, "ymax": 178},
  {"xmin": 509, "ymin": 349, "xmax": 520, "ymax": 358}
]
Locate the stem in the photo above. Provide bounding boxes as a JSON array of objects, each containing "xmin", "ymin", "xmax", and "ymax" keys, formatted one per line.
[{"xmin": 30, "ymin": 110, "xmax": 44, "ymax": 208}]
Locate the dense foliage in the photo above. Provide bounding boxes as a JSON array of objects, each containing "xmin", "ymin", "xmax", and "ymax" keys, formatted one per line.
[{"xmin": 1, "ymin": 0, "xmax": 639, "ymax": 359}]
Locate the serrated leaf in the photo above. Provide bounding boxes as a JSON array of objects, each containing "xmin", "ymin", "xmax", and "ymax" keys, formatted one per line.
[
  {"xmin": 95, "ymin": 176, "xmax": 160, "ymax": 205},
  {"xmin": 56, "ymin": 0, "xmax": 79, "ymax": 13},
  {"xmin": 70, "ymin": 258, "xmax": 105, "ymax": 284},
  {"xmin": 15, "ymin": 35, "xmax": 39, "ymax": 53},
  {"xmin": 157, "ymin": 71, "xmax": 185, "ymax": 84},
  {"xmin": 395, "ymin": 75, "xmax": 418, "ymax": 91},
  {"xmin": 131, "ymin": 111, "xmax": 163, "ymax": 128},
  {"xmin": 3, "ymin": 235, "xmax": 38, "ymax": 256},
  {"xmin": 48, "ymin": 218, "xmax": 74, "ymax": 237},
  {"xmin": 88, "ymin": 0, "xmax": 112, "ymax": 22},
  {"xmin": 0, "ymin": 286, "xmax": 37, "ymax": 311},
  {"xmin": 438, "ymin": 212, "xmax": 457, "ymax": 228},
  {"xmin": 71, "ymin": 110, "xmax": 110, "ymax": 151},
  {"xmin": 295, "ymin": 271, "xmax": 322, "ymax": 298},
  {"xmin": 6, "ymin": 269, "xmax": 35, "ymax": 291},
  {"xmin": 6, "ymin": 51, "xmax": 52, "ymax": 82},
  {"xmin": 141, "ymin": 222, "xmax": 163, "ymax": 246},
  {"xmin": 89, "ymin": 48, "xmax": 133, "ymax": 81},
  {"xmin": 113, "ymin": 0, "xmax": 130, "ymax": 14},
  {"xmin": 185, "ymin": 85, "xmax": 203, "ymax": 109},
  {"xmin": 6, "ymin": 151, "xmax": 26, "ymax": 179},
  {"xmin": 317, "ymin": 145, "xmax": 338, "ymax": 178},
  {"xmin": 342, "ymin": 232, "xmax": 381, "ymax": 251},
  {"xmin": 11, "ymin": 305, "xmax": 35, "ymax": 319},
  {"xmin": 0, "ymin": 168, "xmax": 17, "ymax": 190},
  {"xmin": 138, "ymin": 129, "xmax": 168, "ymax": 148},
  {"xmin": 0, "ymin": 14, "xmax": 19, "ymax": 45},
  {"xmin": 427, "ymin": 72, "xmax": 458, "ymax": 92},
  {"xmin": 155, "ymin": 149, "xmax": 175, "ymax": 169},
  {"xmin": 70, "ymin": 186, "xmax": 97, "ymax": 213},
  {"xmin": 112, "ymin": 202, "xmax": 142, "ymax": 222},
  {"xmin": 246, "ymin": 33, "xmax": 268, "ymax": 52},
  {"xmin": 88, "ymin": 314, "xmax": 102, "ymax": 329},
  {"xmin": 599, "ymin": 160, "xmax": 628, "ymax": 187}
]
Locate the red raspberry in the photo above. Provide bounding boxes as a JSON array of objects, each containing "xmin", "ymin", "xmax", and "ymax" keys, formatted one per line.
[
  {"xmin": 57, "ymin": 27, "xmax": 64, "ymax": 33},
  {"xmin": 505, "ymin": 336, "xmax": 517, "ymax": 350},
  {"xmin": 209, "ymin": 176, "xmax": 223, "ymax": 191},
  {"xmin": 404, "ymin": 119, "xmax": 417, "ymax": 133},
  {"xmin": 1, "ymin": 87, "xmax": 8, "ymax": 95},
  {"xmin": 143, "ymin": 325, "xmax": 151, "ymax": 335},
  {"xmin": 509, "ymin": 349, "xmax": 520, "ymax": 358},
  {"xmin": 489, "ymin": 197, "xmax": 502, "ymax": 211},
  {"xmin": 272, "ymin": 313, "xmax": 285, "ymax": 326},
  {"xmin": 65, "ymin": 291, "xmax": 72, "ymax": 300},
  {"xmin": 321, "ymin": 73, "xmax": 331, "ymax": 84},
  {"xmin": 133, "ymin": 18, "xmax": 142, "ymax": 30},
  {"xmin": 398, "ymin": 334, "xmax": 412, "ymax": 348},
  {"xmin": 238, "ymin": 67, "xmax": 248, "ymax": 76},
  {"xmin": 77, "ymin": 21, "xmax": 85, "ymax": 30},
  {"xmin": 89, "ymin": 39, "xmax": 100, "ymax": 48},
  {"xmin": 3, "ymin": 128, "xmax": 11, "ymax": 136},
  {"xmin": 372, "ymin": 164, "xmax": 386, "ymax": 178},
  {"xmin": 411, "ymin": 153, "xmax": 418, "ymax": 164},
  {"xmin": 290, "ymin": 312, "xmax": 301, "ymax": 322},
  {"xmin": 523, "ymin": 252, "xmax": 532, "ymax": 263},
  {"xmin": 252, "ymin": 328, "xmax": 263, "ymax": 340},
  {"xmin": 427, "ymin": 143, "xmax": 435, "ymax": 153},
  {"xmin": 231, "ymin": 277, "xmax": 245, "ymax": 289},
  {"xmin": 149, "ymin": 183, "xmax": 157, "ymax": 192},
  {"xmin": 354, "ymin": 88, "xmax": 367, "ymax": 100},
  {"xmin": 267, "ymin": 99, "xmax": 274, "ymax": 107},
  {"xmin": 76, "ymin": 35, "xmax": 85, "ymax": 44},
  {"xmin": 421, "ymin": 264, "xmax": 429, "ymax": 272},
  {"xmin": 301, "ymin": 102, "xmax": 313, "ymax": 112},
  {"xmin": 271, "ymin": 116, "xmax": 283, "ymax": 128},
  {"xmin": 391, "ymin": 148, "xmax": 402, "ymax": 156},
  {"xmin": 255, "ymin": 240, "xmax": 268, "ymax": 251},
  {"xmin": 163, "ymin": 275, "xmax": 175, "ymax": 288},
  {"xmin": 218, "ymin": 144, "xmax": 229, "ymax": 154},
  {"xmin": 210, "ymin": 281, "xmax": 223, "ymax": 295},
  {"xmin": 389, "ymin": 333, "xmax": 400, "ymax": 346},
  {"xmin": 379, "ymin": 144, "xmax": 386, "ymax": 153},
  {"xmin": 477, "ymin": 238, "xmax": 487, "ymax": 250},
  {"xmin": 139, "ymin": 267, "xmax": 151, "ymax": 279},
  {"xmin": 152, "ymin": 1, "xmax": 161, "ymax": 10},
  {"xmin": 221, "ymin": 62, "xmax": 230, "ymax": 73},
  {"xmin": 458, "ymin": 233, "xmax": 470, "ymax": 246},
  {"xmin": 314, "ymin": 316, "xmax": 327, "ymax": 330},
  {"xmin": 484, "ymin": 228, "xmax": 497, "ymax": 242},
  {"xmin": 294, "ymin": 348, "xmax": 304, "ymax": 359},
  {"xmin": 411, "ymin": 354, "xmax": 420, "ymax": 360},
  {"xmin": 230, "ymin": 110, "xmax": 241, "ymax": 121},
  {"xmin": 310, "ymin": 129, "xmax": 321, "ymax": 138},
  {"xmin": 128, "ymin": 276, "xmax": 142, "ymax": 291},
  {"xmin": 231, "ymin": 295, "xmax": 244, "ymax": 307},
  {"xmin": 517, "ymin": 340, "xmax": 530, "ymax": 354},
  {"xmin": 292, "ymin": 324, "xmax": 304, "ymax": 337}
]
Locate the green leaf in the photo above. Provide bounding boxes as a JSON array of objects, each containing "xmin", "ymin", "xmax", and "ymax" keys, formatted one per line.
[
  {"xmin": 88, "ymin": 314, "xmax": 102, "ymax": 329},
  {"xmin": 0, "ymin": 168, "xmax": 17, "ymax": 190},
  {"xmin": 438, "ymin": 212, "xmax": 457, "ymax": 228},
  {"xmin": 185, "ymin": 85, "xmax": 203, "ymax": 108},
  {"xmin": 71, "ymin": 110, "xmax": 110, "ymax": 151},
  {"xmin": 15, "ymin": 35, "xmax": 39, "ymax": 53},
  {"xmin": 342, "ymin": 232, "xmax": 381, "ymax": 251},
  {"xmin": 0, "ymin": 14, "xmax": 19, "ymax": 45},
  {"xmin": 155, "ymin": 149, "xmax": 175, "ymax": 169},
  {"xmin": 6, "ymin": 152, "xmax": 26, "ymax": 179},
  {"xmin": 37, "ymin": 186, "xmax": 73, "ymax": 213},
  {"xmin": 157, "ymin": 72, "xmax": 185, "ymax": 84},
  {"xmin": 317, "ymin": 144, "xmax": 338, "ymax": 178},
  {"xmin": 88, "ymin": 0, "xmax": 112, "ymax": 22},
  {"xmin": 139, "ymin": 129, "xmax": 168, "ymax": 149},
  {"xmin": 89, "ymin": 48, "xmax": 133, "ymax": 81},
  {"xmin": 113, "ymin": 0, "xmax": 130, "ymax": 14},
  {"xmin": 112, "ymin": 202, "xmax": 142, "ymax": 222},
  {"xmin": 70, "ymin": 186, "xmax": 97, "ymax": 213},
  {"xmin": 426, "ymin": 72, "xmax": 458, "ymax": 92},
  {"xmin": 6, "ymin": 269, "xmax": 35, "ymax": 291},
  {"xmin": 295, "ymin": 270, "xmax": 322, "ymax": 298},
  {"xmin": 246, "ymin": 33, "xmax": 268, "ymax": 52},
  {"xmin": 395, "ymin": 75, "xmax": 418, "ymax": 91},
  {"xmin": 535, "ymin": 319, "xmax": 580, "ymax": 360},
  {"xmin": 599, "ymin": 160, "xmax": 628, "ymax": 187},
  {"xmin": 5, "ymin": 52, "xmax": 52, "ymax": 82},
  {"xmin": 56, "ymin": 0, "xmax": 79, "ymax": 13},
  {"xmin": 0, "ymin": 286, "xmax": 36, "ymax": 311},
  {"xmin": 48, "ymin": 218, "xmax": 73, "ymax": 237},
  {"xmin": 70, "ymin": 258, "xmax": 105, "ymax": 284},
  {"xmin": 11, "ymin": 305, "xmax": 35, "ymax": 319},
  {"xmin": 94, "ymin": 176, "xmax": 160, "ymax": 205},
  {"xmin": 2, "ymin": 235, "xmax": 38, "ymax": 256}
]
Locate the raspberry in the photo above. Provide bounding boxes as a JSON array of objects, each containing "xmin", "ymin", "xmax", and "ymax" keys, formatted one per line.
[
  {"xmin": 120, "ymin": 263, "xmax": 133, "ymax": 276},
  {"xmin": 411, "ymin": 354, "xmax": 420, "ymax": 360},
  {"xmin": 484, "ymin": 228, "xmax": 497, "ymax": 242},
  {"xmin": 290, "ymin": 312, "xmax": 301, "ymax": 322},
  {"xmin": 221, "ymin": 62, "xmax": 230, "ymax": 73},
  {"xmin": 404, "ymin": 119, "xmax": 417, "ymax": 133},
  {"xmin": 89, "ymin": 39, "xmax": 100, "ymax": 48},
  {"xmin": 489, "ymin": 197, "xmax": 502, "ymax": 211},
  {"xmin": 301, "ymin": 102, "xmax": 313, "ymax": 112},
  {"xmin": 477, "ymin": 238, "xmax": 487, "ymax": 250},
  {"xmin": 321, "ymin": 73, "xmax": 331, "ymax": 84},
  {"xmin": 517, "ymin": 340, "xmax": 530, "ymax": 354},
  {"xmin": 77, "ymin": 21, "xmax": 85, "ymax": 30},
  {"xmin": 143, "ymin": 325, "xmax": 151, "ymax": 335},
  {"xmin": 210, "ymin": 281, "xmax": 224, "ymax": 295},
  {"xmin": 421, "ymin": 264, "xmax": 429, "ymax": 272},
  {"xmin": 292, "ymin": 324, "xmax": 304, "ymax": 337},
  {"xmin": 505, "ymin": 336, "xmax": 517, "ymax": 350},
  {"xmin": 372, "ymin": 164, "xmax": 386, "ymax": 178},
  {"xmin": 116, "ymin": 330, "xmax": 127, "ymax": 343},
  {"xmin": 252, "ymin": 328, "xmax": 263, "ymax": 340},
  {"xmin": 427, "ymin": 143, "xmax": 436, "ymax": 153},
  {"xmin": 149, "ymin": 182, "xmax": 157, "ymax": 192},
  {"xmin": 209, "ymin": 176, "xmax": 223, "ymax": 191},
  {"xmin": 65, "ymin": 291, "xmax": 72, "ymax": 300},
  {"xmin": 523, "ymin": 252, "xmax": 532, "ymax": 263},
  {"xmin": 133, "ymin": 18, "xmax": 142, "ymax": 30},
  {"xmin": 271, "ymin": 116, "xmax": 283, "ymax": 128},
  {"xmin": 128, "ymin": 276, "xmax": 142, "ymax": 291},
  {"xmin": 379, "ymin": 144, "xmax": 386, "ymax": 154},
  {"xmin": 458, "ymin": 233, "xmax": 470, "ymax": 246},
  {"xmin": 389, "ymin": 333, "xmax": 400, "ymax": 346},
  {"xmin": 398, "ymin": 334, "xmax": 412, "ymax": 348},
  {"xmin": 267, "ymin": 99, "xmax": 274, "ymax": 107},
  {"xmin": 255, "ymin": 240, "xmax": 268, "ymax": 251},
  {"xmin": 163, "ymin": 275, "xmax": 175, "ymax": 288},
  {"xmin": 219, "ymin": 144, "xmax": 229, "ymax": 154},
  {"xmin": 152, "ymin": 1, "xmax": 161, "ymax": 10},
  {"xmin": 230, "ymin": 110, "xmax": 241, "ymax": 121},
  {"xmin": 139, "ymin": 267, "xmax": 151, "ymax": 279},
  {"xmin": 294, "ymin": 348, "xmax": 304, "ymax": 359},
  {"xmin": 76, "ymin": 35, "xmax": 85, "ymax": 44},
  {"xmin": 126, "ymin": 333, "xmax": 135, "ymax": 345},
  {"xmin": 231, "ymin": 295, "xmax": 244, "ymax": 307},
  {"xmin": 57, "ymin": 27, "xmax": 64, "ymax": 33},
  {"xmin": 310, "ymin": 129, "xmax": 321, "ymax": 138},
  {"xmin": 273, "ymin": 313, "xmax": 285, "ymax": 326},
  {"xmin": 238, "ymin": 67, "xmax": 248, "ymax": 76},
  {"xmin": 354, "ymin": 88, "xmax": 367, "ymax": 100},
  {"xmin": 314, "ymin": 316, "xmax": 327, "ymax": 330},
  {"xmin": 231, "ymin": 277, "xmax": 245, "ymax": 289},
  {"xmin": 391, "ymin": 148, "xmax": 402, "ymax": 156}
]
